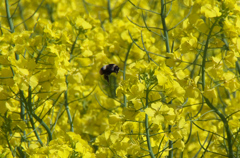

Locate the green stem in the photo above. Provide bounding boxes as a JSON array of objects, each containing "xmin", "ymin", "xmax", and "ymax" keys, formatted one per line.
[
  {"xmin": 35, "ymin": 45, "xmax": 46, "ymax": 64},
  {"xmin": 6, "ymin": 135, "xmax": 15, "ymax": 157},
  {"xmin": 65, "ymin": 75, "xmax": 74, "ymax": 132},
  {"xmin": 19, "ymin": 90, "xmax": 27, "ymax": 148},
  {"xmin": 27, "ymin": 86, "xmax": 43, "ymax": 146},
  {"xmin": 168, "ymin": 125, "xmax": 173, "ymax": 158},
  {"xmin": 161, "ymin": 0, "xmax": 170, "ymax": 53},
  {"xmin": 107, "ymin": 0, "xmax": 112, "ymax": 23},
  {"xmin": 201, "ymin": 19, "xmax": 219, "ymax": 91},
  {"xmin": 46, "ymin": 3, "xmax": 54, "ymax": 23},
  {"xmin": 236, "ymin": 61, "xmax": 240, "ymax": 75},
  {"xmin": 5, "ymin": 1, "xmax": 29, "ymax": 150},
  {"xmin": 123, "ymin": 43, "xmax": 133, "ymax": 107},
  {"xmin": 145, "ymin": 87, "xmax": 155, "ymax": 158},
  {"xmin": 32, "ymin": 113, "xmax": 53, "ymax": 143},
  {"xmin": 201, "ymin": 134, "xmax": 213, "ymax": 157},
  {"xmin": 14, "ymin": 0, "xmax": 45, "ymax": 29},
  {"xmin": 82, "ymin": 0, "xmax": 89, "ymax": 14},
  {"xmin": 19, "ymin": 4, "xmax": 28, "ymax": 30},
  {"xmin": 204, "ymin": 96, "xmax": 233, "ymax": 158},
  {"xmin": 5, "ymin": 0, "xmax": 15, "ymax": 33},
  {"xmin": 17, "ymin": 147, "xmax": 25, "ymax": 158},
  {"xmin": 160, "ymin": 1, "xmax": 172, "ymax": 157},
  {"xmin": 70, "ymin": 32, "xmax": 80, "ymax": 59}
]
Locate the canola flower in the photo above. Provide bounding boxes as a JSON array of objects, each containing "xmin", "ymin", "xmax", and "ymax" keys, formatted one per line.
[{"xmin": 0, "ymin": 0, "xmax": 240, "ymax": 157}]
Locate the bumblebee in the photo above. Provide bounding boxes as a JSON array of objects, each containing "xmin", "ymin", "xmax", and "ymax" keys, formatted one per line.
[{"xmin": 100, "ymin": 64, "xmax": 119, "ymax": 82}]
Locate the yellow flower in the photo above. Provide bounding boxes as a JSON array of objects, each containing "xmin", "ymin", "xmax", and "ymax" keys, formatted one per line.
[
  {"xmin": 204, "ymin": 86, "xmax": 217, "ymax": 101},
  {"xmin": 201, "ymin": 4, "xmax": 222, "ymax": 18},
  {"xmin": 225, "ymin": 51, "xmax": 238, "ymax": 68},
  {"xmin": 75, "ymin": 17, "xmax": 92, "ymax": 30},
  {"xmin": 180, "ymin": 33, "xmax": 198, "ymax": 53}
]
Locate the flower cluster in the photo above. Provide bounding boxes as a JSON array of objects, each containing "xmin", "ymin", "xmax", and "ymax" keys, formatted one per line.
[{"xmin": 0, "ymin": 0, "xmax": 240, "ymax": 157}]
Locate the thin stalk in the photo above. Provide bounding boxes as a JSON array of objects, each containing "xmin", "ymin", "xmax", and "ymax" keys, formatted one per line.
[
  {"xmin": 236, "ymin": 61, "xmax": 240, "ymax": 75},
  {"xmin": 6, "ymin": 135, "xmax": 15, "ymax": 157},
  {"xmin": 204, "ymin": 96, "xmax": 233, "ymax": 158},
  {"xmin": 70, "ymin": 31, "xmax": 81, "ymax": 60},
  {"xmin": 14, "ymin": 0, "xmax": 45, "ymax": 28},
  {"xmin": 17, "ymin": 147, "xmax": 25, "ymax": 158},
  {"xmin": 5, "ymin": 0, "xmax": 28, "ymax": 151},
  {"xmin": 201, "ymin": 19, "xmax": 219, "ymax": 91},
  {"xmin": 128, "ymin": 0, "xmax": 161, "ymax": 15},
  {"xmin": 107, "ymin": 0, "xmax": 112, "ymax": 23},
  {"xmin": 123, "ymin": 43, "xmax": 133, "ymax": 107},
  {"xmin": 19, "ymin": 90, "xmax": 27, "ymax": 148},
  {"xmin": 64, "ymin": 75, "xmax": 74, "ymax": 132},
  {"xmin": 45, "ymin": 3, "xmax": 54, "ymax": 23},
  {"xmin": 5, "ymin": 0, "xmax": 14, "ymax": 33},
  {"xmin": 32, "ymin": 113, "xmax": 52, "ymax": 143},
  {"xmin": 201, "ymin": 134, "xmax": 213, "ymax": 158},
  {"xmin": 63, "ymin": 31, "xmax": 79, "ymax": 132},
  {"xmin": 19, "ymin": 4, "xmax": 28, "ymax": 30},
  {"xmin": 27, "ymin": 86, "xmax": 43, "ymax": 146},
  {"xmin": 168, "ymin": 125, "xmax": 173, "ymax": 158},
  {"xmin": 160, "ymin": 1, "xmax": 172, "ymax": 157},
  {"xmin": 35, "ymin": 45, "xmax": 46, "ymax": 64},
  {"xmin": 82, "ymin": 0, "xmax": 89, "ymax": 14},
  {"xmin": 145, "ymin": 87, "xmax": 155, "ymax": 158},
  {"xmin": 195, "ymin": 132, "xmax": 209, "ymax": 157},
  {"xmin": 184, "ymin": 119, "xmax": 192, "ymax": 144},
  {"xmin": 161, "ymin": 0, "xmax": 170, "ymax": 53}
]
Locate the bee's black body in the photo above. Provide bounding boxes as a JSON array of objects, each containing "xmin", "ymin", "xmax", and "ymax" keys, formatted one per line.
[{"xmin": 100, "ymin": 64, "xmax": 119, "ymax": 82}]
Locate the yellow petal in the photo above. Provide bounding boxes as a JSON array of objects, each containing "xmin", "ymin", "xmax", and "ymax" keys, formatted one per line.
[
  {"xmin": 29, "ymin": 75, "xmax": 38, "ymax": 88},
  {"xmin": 145, "ymin": 108, "xmax": 155, "ymax": 117}
]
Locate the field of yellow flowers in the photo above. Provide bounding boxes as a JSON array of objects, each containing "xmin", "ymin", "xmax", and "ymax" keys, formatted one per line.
[{"xmin": 0, "ymin": 0, "xmax": 240, "ymax": 157}]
